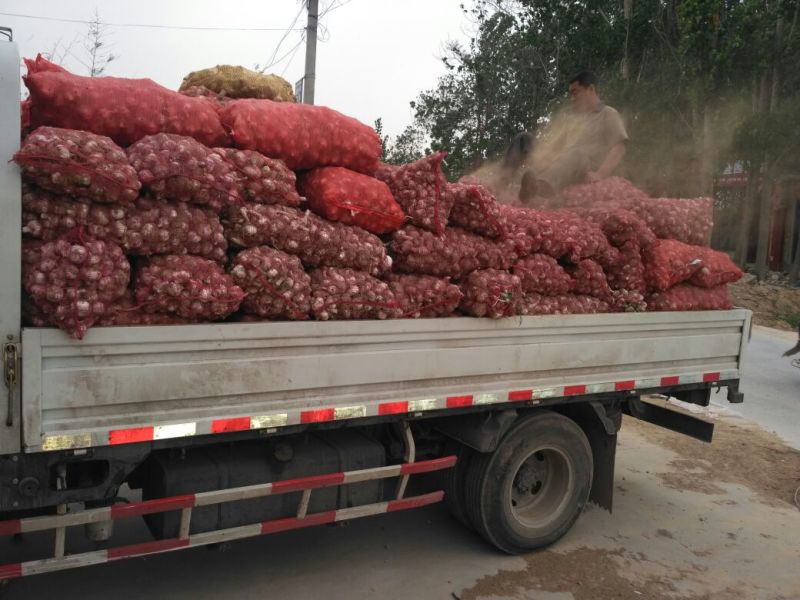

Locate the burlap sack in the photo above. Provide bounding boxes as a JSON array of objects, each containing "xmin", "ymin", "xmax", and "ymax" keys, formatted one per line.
[{"xmin": 179, "ymin": 65, "xmax": 295, "ymax": 102}]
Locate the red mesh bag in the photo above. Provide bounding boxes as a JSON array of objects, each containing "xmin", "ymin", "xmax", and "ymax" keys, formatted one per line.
[
  {"xmin": 373, "ymin": 162, "xmax": 400, "ymax": 185},
  {"xmin": 22, "ymin": 234, "xmax": 130, "ymax": 339},
  {"xmin": 445, "ymin": 183, "xmax": 506, "ymax": 239},
  {"xmin": 606, "ymin": 241, "xmax": 647, "ymax": 294},
  {"xmin": 500, "ymin": 206, "xmax": 615, "ymax": 265},
  {"xmin": 568, "ymin": 259, "xmax": 612, "ymax": 300},
  {"xmin": 558, "ymin": 178, "xmax": 713, "ymax": 246},
  {"xmin": 224, "ymin": 204, "xmax": 392, "ymax": 275},
  {"xmin": 385, "ymin": 273, "xmax": 463, "ymax": 318},
  {"xmin": 14, "ymin": 127, "xmax": 140, "ymax": 203},
  {"xmin": 179, "ymin": 86, "xmax": 232, "ymax": 104},
  {"xmin": 638, "ymin": 197, "xmax": 714, "ymax": 246},
  {"xmin": 22, "ymin": 186, "xmax": 127, "ymax": 242},
  {"xmin": 512, "ymin": 254, "xmax": 573, "ymax": 295},
  {"xmin": 229, "ymin": 246, "xmax": 311, "ymax": 320},
  {"xmin": 459, "ymin": 269, "xmax": 523, "ymax": 319},
  {"xmin": 499, "ymin": 205, "xmax": 543, "ymax": 256},
  {"xmin": 689, "ymin": 248, "xmax": 742, "ymax": 288},
  {"xmin": 559, "ymin": 177, "xmax": 650, "ymax": 208},
  {"xmin": 610, "ymin": 289, "xmax": 647, "ymax": 312},
  {"xmin": 24, "ymin": 54, "xmax": 68, "ymax": 74},
  {"xmin": 384, "ymin": 153, "xmax": 453, "ymax": 234},
  {"xmin": 214, "ymin": 148, "xmax": 299, "ymax": 206},
  {"xmin": 219, "ymin": 99, "xmax": 380, "ymax": 172},
  {"xmin": 647, "ymin": 284, "xmax": 732, "ymax": 311},
  {"xmin": 127, "ymin": 134, "xmax": 240, "ymax": 212},
  {"xmin": 539, "ymin": 211, "xmax": 616, "ymax": 265},
  {"xmin": 97, "ymin": 292, "xmax": 198, "ymax": 326},
  {"xmin": 24, "ymin": 59, "xmax": 228, "ymax": 147},
  {"xmin": 122, "ymin": 198, "xmax": 227, "ymax": 263},
  {"xmin": 300, "ymin": 167, "xmax": 405, "ymax": 234},
  {"xmin": 576, "ymin": 206, "xmax": 656, "ymax": 249},
  {"xmin": 310, "ymin": 267, "xmax": 401, "ymax": 320},
  {"xmin": 520, "ymin": 293, "xmax": 610, "ymax": 315},
  {"xmin": 643, "ymin": 239, "xmax": 704, "ymax": 291},
  {"xmin": 134, "ymin": 255, "xmax": 244, "ymax": 320},
  {"xmin": 391, "ymin": 225, "xmax": 518, "ymax": 278}
]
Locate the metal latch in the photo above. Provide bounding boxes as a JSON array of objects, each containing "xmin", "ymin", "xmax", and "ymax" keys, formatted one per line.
[{"xmin": 3, "ymin": 342, "xmax": 19, "ymax": 427}]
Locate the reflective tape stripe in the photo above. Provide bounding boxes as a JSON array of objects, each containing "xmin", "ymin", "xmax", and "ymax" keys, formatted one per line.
[
  {"xmin": 109, "ymin": 426, "xmax": 154, "ymax": 445},
  {"xmin": 408, "ymin": 398, "xmax": 438, "ymax": 411},
  {"xmin": 334, "ymin": 405, "xmax": 366, "ymax": 420},
  {"xmin": 473, "ymin": 393, "xmax": 500, "ymax": 405},
  {"xmin": 154, "ymin": 423, "xmax": 196, "ymax": 440},
  {"xmin": 211, "ymin": 417, "xmax": 251, "ymax": 433},
  {"xmin": 38, "ymin": 370, "xmax": 742, "ymax": 453},
  {"xmin": 446, "ymin": 395, "xmax": 473, "ymax": 408},
  {"xmin": 564, "ymin": 385, "xmax": 587, "ymax": 396},
  {"xmin": 378, "ymin": 401, "xmax": 409, "ymax": 415},
  {"xmin": 251, "ymin": 414, "xmax": 288, "ymax": 429},
  {"xmin": 300, "ymin": 408, "xmax": 336, "ymax": 423}
]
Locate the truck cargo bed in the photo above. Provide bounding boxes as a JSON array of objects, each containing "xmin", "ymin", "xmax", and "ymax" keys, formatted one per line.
[{"xmin": 21, "ymin": 309, "xmax": 750, "ymax": 452}]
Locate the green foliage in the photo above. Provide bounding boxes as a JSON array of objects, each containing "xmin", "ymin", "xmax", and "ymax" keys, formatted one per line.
[
  {"xmin": 401, "ymin": 0, "xmax": 799, "ymax": 190},
  {"xmin": 778, "ymin": 313, "xmax": 800, "ymax": 329},
  {"xmin": 731, "ymin": 100, "xmax": 800, "ymax": 169}
]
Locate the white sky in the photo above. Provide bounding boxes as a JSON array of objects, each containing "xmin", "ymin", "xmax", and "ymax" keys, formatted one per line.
[{"xmin": 3, "ymin": 0, "xmax": 474, "ymax": 137}]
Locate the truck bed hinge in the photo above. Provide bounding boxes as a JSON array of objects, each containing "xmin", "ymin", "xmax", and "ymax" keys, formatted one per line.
[{"xmin": 3, "ymin": 342, "xmax": 19, "ymax": 427}]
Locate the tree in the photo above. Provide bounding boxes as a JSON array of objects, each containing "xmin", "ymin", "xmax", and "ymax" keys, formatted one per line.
[
  {"xmin": 385, "ymin": 125, "xmax": 426, "ymax": 165},
  {"xmin": 84, "ymin": 9, "xmax": 116, "ymax": 77},
  {"xmin": 374, "ymin": 118, "xmax": 426, "ymax": 165},
  {"xmin": 400, "ymin": 0, "xmax": 799, "ymax": 274}
]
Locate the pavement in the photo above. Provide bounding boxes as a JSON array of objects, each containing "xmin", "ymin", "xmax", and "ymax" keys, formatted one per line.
[{"xmin": 1, "ymin": 327, "xmax": 798, "ymax": 599}]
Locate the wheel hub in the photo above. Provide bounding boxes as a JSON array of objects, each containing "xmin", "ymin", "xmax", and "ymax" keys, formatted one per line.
[{"xmin": 508, "ymin": 447, "xmax": 573, "ymax": 528}]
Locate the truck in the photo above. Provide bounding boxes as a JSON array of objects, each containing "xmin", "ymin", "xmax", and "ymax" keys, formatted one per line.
[{"xmin": 0, "ymin": 38, "xmax": 751, "ymax": 580}]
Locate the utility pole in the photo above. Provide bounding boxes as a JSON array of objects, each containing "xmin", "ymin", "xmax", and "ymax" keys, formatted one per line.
[{"xmin": 303, "ymin": 0, "xmax": 318, "ymax": 105}]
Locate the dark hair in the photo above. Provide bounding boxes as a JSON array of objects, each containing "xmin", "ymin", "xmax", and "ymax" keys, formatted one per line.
[{"xmin": 569, "ymin": 71, "xmax": 598, "ymax": 89}]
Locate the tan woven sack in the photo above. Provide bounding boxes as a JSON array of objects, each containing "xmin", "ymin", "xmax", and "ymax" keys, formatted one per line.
[{"xmin": 179, "ymin": 65, "xmax": 295, "ymax": 102}]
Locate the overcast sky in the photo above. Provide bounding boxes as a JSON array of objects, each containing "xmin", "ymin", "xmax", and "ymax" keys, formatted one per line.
[{"xmin": 2, "ymin": 0, "xmax": 474, "ymax": 137}]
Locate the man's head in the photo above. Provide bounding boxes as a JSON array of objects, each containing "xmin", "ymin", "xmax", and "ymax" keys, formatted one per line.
[{"xmin": 568, "ymin": 71, "xmax": 599, "ymax": 112}]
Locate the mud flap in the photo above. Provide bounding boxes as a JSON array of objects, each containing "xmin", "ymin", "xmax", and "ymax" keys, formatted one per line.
[{"xmin": 624, "ymin": 395, "xmax": 715, "ymax": 443}]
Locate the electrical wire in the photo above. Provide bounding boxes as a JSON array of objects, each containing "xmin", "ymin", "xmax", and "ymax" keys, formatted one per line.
[
  {"xmin": 264, "ymin": 4, "xmax": 306, "ymax": 68},
  {"xmin": 0, "ymin": 10, "xmax": 304, "ymax": 32},
  {"xmin": 261, "ymin": 35, "xmax": 305, "ymax": 71},
  {"xmin": 280, "ymin": 34, "xmax": 305, "ymax": 77}
]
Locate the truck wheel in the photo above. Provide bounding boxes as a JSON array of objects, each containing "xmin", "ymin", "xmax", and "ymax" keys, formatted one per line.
[
  {"xmin": 440, "ymin": 440, "xmax": 475, "ymax": 529},
  {"xmin": 464, "ymin": 411, "xmax": 593, "ymax": 554}
]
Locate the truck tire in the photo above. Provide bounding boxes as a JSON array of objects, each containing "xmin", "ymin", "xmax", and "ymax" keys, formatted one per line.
[
  {"xmin": 463, "ymin": 411, "xmax": 593, "ymax": 554},
  {"xmin": 440, "ymin": 440, "xmax": 475, "ymax": 529}
]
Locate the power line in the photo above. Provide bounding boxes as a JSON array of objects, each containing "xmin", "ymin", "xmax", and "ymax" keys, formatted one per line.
[
  {"xmin": 280, "ymin": 37, "xmax": 304, "ymax": 77},
  {"xmin": 263, "ymin": 35, "xmax": 305, "ymax": 72},
  {"xmin": 0, "ymin": 11, "xmax": 304, "ymax": 32},
  {"xmin": 264, "ymin": 4, "xmax": 306, "ymax": 68}
]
